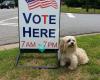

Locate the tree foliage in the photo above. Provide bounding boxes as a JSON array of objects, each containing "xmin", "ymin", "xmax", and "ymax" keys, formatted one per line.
[{"xmin": 62, "ymin": 0, "xmax": 100, "ymax": 8}]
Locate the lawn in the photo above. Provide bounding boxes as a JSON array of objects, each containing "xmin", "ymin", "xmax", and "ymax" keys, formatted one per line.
[
  {"xmin": 0, "ymin": 34, "xmax": 100, "ymax": 80},
  {"xmin": 61, "ymin": 5, "xmax": 100, "ymax": 14}
]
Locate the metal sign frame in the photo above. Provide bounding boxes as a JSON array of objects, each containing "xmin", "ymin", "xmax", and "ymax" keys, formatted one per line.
[{"xmin": 16, "ymin": 0, "xmax": 61, "ymax": 69}]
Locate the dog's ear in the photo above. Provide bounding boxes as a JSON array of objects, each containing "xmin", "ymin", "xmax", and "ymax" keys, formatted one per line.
[
  {"xmin": 73, "ymin": 36, "xmax": 78, "ymax": 47},
  {"xmin": 59, "ymin": 38, "xmax": 66, "ymax": 53}
]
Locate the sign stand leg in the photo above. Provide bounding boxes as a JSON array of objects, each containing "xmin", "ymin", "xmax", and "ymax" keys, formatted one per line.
[
  {"xmin": 16, "ymin": 53, "xmax": 22, "ymax": 66},
  {"xmin": 15, "ymin": 52, "xmax": 59, "ymax": 69}
]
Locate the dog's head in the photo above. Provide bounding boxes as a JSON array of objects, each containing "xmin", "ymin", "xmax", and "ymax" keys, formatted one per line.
[{"xmin": 59, "ymin": 36, "xmax": 77, "ymax": 53}]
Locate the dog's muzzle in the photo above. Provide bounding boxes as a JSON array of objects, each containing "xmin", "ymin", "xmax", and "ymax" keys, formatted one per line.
[{"xmin": 68, "ymin": 42, "xmax": 74, "ymax": 48}]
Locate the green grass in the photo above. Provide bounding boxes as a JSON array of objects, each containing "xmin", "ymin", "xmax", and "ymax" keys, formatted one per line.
[
  {"xmin": 0, "ymin": 34, "xmax": 100, "ymax": 80},
  {"xmin": 61, "ymin": 5, "xmax": 100, "ymax": 14}
]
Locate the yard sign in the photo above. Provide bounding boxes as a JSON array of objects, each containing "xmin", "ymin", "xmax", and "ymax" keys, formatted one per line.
[{"xmin": 19, "ymin": 0, "xmax": 60, "ymax": 52}]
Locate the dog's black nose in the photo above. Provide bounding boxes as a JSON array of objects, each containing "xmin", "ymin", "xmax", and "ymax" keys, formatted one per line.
[{"xmin": 71, "ymin": 42, "xmax": 74, "ymax": 45}]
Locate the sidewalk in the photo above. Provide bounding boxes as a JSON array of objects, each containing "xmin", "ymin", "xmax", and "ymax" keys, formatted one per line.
[
  {"xmin": 0, "ymin": 43, "xmax": 19, "ymax": 51},
  {"xmin": 0, "ymin": 33, "xmax": 100, "ymax": 51}
]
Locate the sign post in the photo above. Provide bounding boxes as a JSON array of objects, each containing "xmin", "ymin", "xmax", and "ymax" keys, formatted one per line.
[{"xmin": 16, "ymin": 0, "xmax": 60, "ymax": 68}]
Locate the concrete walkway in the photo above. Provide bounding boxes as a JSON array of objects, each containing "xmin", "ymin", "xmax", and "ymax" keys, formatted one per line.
[
  {"xmin": 0, "ymin": 43, "xmax": 19, "ymax": 51},
  {"xmin": 0, "ymin": 33, "xmax": 100, "ymax": 51}
]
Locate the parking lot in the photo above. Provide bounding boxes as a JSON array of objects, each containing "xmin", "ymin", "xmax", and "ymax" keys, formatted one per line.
[
  {"xmin": 0, "ymin": 8, "xmax": 18, "ymax": 45},
  {"xmin": 0, "ymin": 8, "xmax": 100, "ymax": 45}
]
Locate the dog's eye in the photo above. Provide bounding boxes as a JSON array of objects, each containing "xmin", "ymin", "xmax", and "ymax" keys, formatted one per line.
[
  {"xmin": 73, "ymin": 40, "xmax": 75, "ymax": 42},
  {"xmin": 67, "ymin": 39, "xmax": 71, "ymax": 43}
]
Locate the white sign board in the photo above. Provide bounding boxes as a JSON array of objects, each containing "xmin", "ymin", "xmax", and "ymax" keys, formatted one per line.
[{"xmin": 19, "ymin": 0, "xmax": 60, "ymax": 52}]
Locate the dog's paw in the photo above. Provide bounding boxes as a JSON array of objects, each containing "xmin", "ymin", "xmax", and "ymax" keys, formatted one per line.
[
  {"xmin": 68, "ymin": 66, "xmax": 75, "ymax": 70},
  {"xmin": 60, "ymin": 61, "xmax": 66, "ymax": 67}
]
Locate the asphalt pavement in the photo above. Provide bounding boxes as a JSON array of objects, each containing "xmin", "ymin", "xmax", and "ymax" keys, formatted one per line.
[
  {"xmin": 61, "ymin": 13, "xmax": 100, "ymax": 36},
  {"xmin": 0, "ymin": 9, "xmax": 18, "ymax": 45},
  {"xmin": 0, "ymin": 8, "xmax": 100, "ymax": 45}
]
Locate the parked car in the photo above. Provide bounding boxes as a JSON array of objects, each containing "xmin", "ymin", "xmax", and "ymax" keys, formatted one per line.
[{"xmin": 0, "ymin": 0, "xmax": 15, "ymax": 9}]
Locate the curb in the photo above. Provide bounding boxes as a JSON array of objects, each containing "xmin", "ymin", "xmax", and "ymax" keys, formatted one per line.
[
  {"xmin": 0, "ymin": 33, "xmax": 100, "ymax": 51},
  {"xmin": 76, "ymin": 33, "xmax": 100, "ymax": 37},
  {"xmin": 0, "ymin": 43, "xmax": 19, "ymax": 51}
]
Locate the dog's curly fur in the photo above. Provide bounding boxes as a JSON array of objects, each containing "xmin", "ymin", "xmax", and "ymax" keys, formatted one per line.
[{"xmin": 58, "ymin": 36, "xmax": 89, "ymax": 70}]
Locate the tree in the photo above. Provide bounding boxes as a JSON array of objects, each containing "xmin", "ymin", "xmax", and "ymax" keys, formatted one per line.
[
  {"xmin": 0, "ymin": 0, "xmax": 3, "ymax": 3},
  {"xmin": 63, "ymin": 0, "xmax": 100, "ymax": 9},
  {"xmin": 64, "ymin": 0, "xmax": 82, "ymax": 7},
  {"xmin": 14, "ymin": 0, "xmax": 18, "ymax": 6}
]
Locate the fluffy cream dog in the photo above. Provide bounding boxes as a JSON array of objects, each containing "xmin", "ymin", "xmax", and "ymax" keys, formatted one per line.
[{"xmin": 58, "ymin": 36, "xmax": 89, "ymax": 70}]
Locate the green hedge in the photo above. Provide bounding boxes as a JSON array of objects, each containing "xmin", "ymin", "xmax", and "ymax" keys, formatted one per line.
[
  {"xmin": 15, "ymin": 0, "xmax": 18, "ymax": 6},
  {"xmin": 1, "ymin": 0, "xmax": 100, "ymax": 8},
  {"xmin": 63, "ymin": 0, "xmax": 100, "ymax": 8}
]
